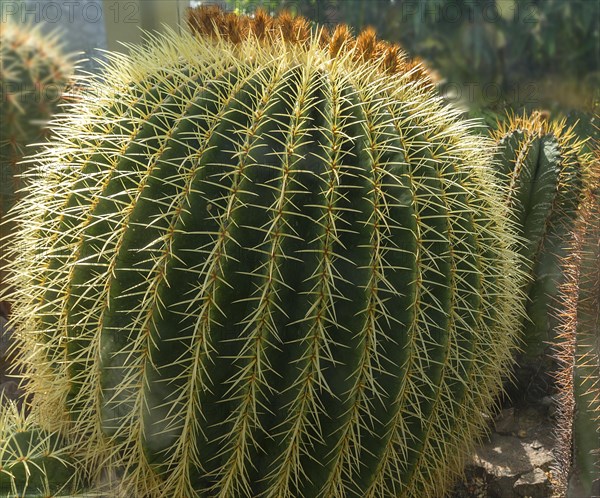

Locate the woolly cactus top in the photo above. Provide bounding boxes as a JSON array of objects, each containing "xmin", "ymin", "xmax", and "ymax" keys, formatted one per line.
[{"xmin": 186, "ymin": 6, "xmax": 438, "ymax": 84}]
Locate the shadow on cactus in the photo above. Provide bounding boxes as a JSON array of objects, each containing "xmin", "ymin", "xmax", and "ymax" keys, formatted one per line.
[{"xmin": 1, "ymin": 7, "xmax": 526, "ymax": 497}]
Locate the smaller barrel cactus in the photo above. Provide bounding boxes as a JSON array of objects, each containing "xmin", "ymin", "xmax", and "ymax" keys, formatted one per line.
[
  {"xmin": 491, "ymin": 113, "xmax": 591, "ymax": 394},
  {"xmin": 552, "ymin": 142, "xmax": 600, "ymax": 498},
  {"xmin": 0, "ymin": 398, "xmax": 81, "ymax": 497},
  {"xmin": 0, "ymin": 19, "xmax": 75, "ymax": 219}
]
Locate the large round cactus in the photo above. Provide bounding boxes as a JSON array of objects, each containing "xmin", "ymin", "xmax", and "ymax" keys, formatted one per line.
[
  {"xmin": 0, "ymin": 19, "xmax": 74, "ymax": 219},
  {"xmin": 3, "ymin": 8, "xmax": 525, "ymax": 498}
]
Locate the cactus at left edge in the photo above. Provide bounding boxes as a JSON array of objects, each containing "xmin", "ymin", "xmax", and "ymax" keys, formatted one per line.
[
  {"xmin": 0, "ymin": 19, "xmax": 75, "ymax": 219},
  {"xmin": 0, "ymin": 398, "xmax": 82, "ymax": 497},
  {"xmin": 1, "ymin": 7, "xmax": 525, "ymax": 497},
  {"xmin": 0, "ymin": 19, "xmax": 75, "ymax": 322},
  {"xmin": 491, "ymin": 113, "xmax": 591, "ymax": 393},
  {"xmin": 552, "ymin": 139, "xmax": 600, "ymax": 498}
]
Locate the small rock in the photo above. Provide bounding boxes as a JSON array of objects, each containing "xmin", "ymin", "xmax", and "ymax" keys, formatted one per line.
[
  {"xmin": 517, "ymin": 407, "xmax": 547, "ymax": 434},
  {"xmin": 468, "ymin": 426, "xmax": 554, "ymax": 497},
  {"xmin": 540, "ymin": 396, "xmax": 557, "ymax": 418},
  {"xmin": 0, "ymin": 380, "xmax": 19, "ymax": 402},
  {"xmin": 0, "ymin": 315, "xmax": 11, "ymax": 359},
  {"xmin": 495, "ymin": 407, "xmax": 518, "ymax": 435},
  {"xmin": 471, "ymin": 432, "xmax": 554, "ymax": 478},
  {"xmin": 530, "ymin": 440, "xmax": 543, "ymax": 450},
  {"xmin": 489, "ymin": 474, "xmax": 519, "ymax": 497},
  {"xmin": 514, "ymin": 468, "xmax": 551, "ymax": 498}
]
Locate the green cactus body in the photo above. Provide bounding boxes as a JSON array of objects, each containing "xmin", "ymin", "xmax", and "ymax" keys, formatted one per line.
[
  {"xmin": 492, "ymin": 114, "xmax": 589, "ymax": 363},
  {"xmin": 0, "ymin": 400, "xmax": 80, "ymax": 497},
  {"xmin": 553, "ymin": 150, "xmax": 600, "ymax": 497},
  {"xmin": 3, "ymin": 9, "xmax": 525, "ymax": 498},
  {"xmin": 0, "ymin": 20, "xmax": 74, "ymax": 219}
]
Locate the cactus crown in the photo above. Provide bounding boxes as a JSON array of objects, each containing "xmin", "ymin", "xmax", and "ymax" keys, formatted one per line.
[
  {"xmin": 186, "ymin": 5, "xmax": 437, "ymax": 84},
  {"xmin": 492, "ymin": 111, "xmax": 587, "ymax": 154}
]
